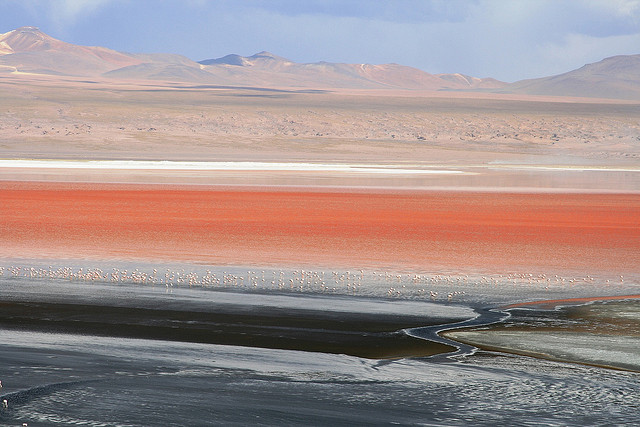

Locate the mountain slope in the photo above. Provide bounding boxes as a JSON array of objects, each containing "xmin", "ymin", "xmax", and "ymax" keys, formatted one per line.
[
  {"xmin": 505, "ymin": 55, "xmax": 640, "ymax": 100},
  {"xmin": 0, "ymin": 26, "xmax": 141, "ymax": 75},
  {"xmin": 198, "ymin": 52, "xmax": 505, "ymax": 90},
  {"xmin": 0, "ymin": 26, "xmax": 506, "ymax": 90},
  {"xmin": 103, "ymin": 53, "xmax": 212, "ymax": 81},
  {"xmin": 4, "ymin": 26, "xmax": 638, "ymax": 99},
  {"xmin": 0, "ymin": 28, "xmax": 504, "ymax": 90}
]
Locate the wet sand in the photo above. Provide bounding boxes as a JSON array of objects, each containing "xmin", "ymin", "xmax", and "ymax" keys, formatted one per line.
[
  {"xmin": 1, "ymin": 180, "xmax": 639, "ymax": 275},
  {"xmin": 444, "ymin": 299, "xmax": 640, "ymax": 372}
]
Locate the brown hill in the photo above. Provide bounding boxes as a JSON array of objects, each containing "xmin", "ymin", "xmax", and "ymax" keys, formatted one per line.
[
  {"xmin": 0, "ymin": 26, "xmax": 141, "ymax": 75},
  {"xmin": 504, "ymin": 55, "xmax": 640, "ymax": 100},
  {"xmin": 103, "ymin": 53, "xmax": 212, "ymax": 82},
  {"xmin": 198, "ymin": 51, "xmax": 504, "ymax": 90},
  {"xmin": 0, "ymin": 27, "xmax": 504, "ymax": 90},
  {"xmin": 7, "ymin": 26, "xmax": 638, "ymax": 99},
  {"xmin": 436, "ymin": 73, "xmax": 505, "ymax": 89}
]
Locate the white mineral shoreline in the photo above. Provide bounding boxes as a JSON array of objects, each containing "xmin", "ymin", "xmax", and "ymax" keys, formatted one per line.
[
  {"xmin": 2, "ymin": 159, "xmax": 639, "ymax": 172},
  {"xmin": 0, "ymin": 159, "xmax": 469, "ymax": 174}
]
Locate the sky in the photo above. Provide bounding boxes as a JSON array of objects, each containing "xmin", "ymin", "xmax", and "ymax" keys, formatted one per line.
[{"xmin": 1, "ymin": 0, "xmax": 639, "ymax": 82}]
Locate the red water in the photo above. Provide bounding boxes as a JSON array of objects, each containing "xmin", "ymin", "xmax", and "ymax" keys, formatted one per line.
[{"xmin": 1, "ymin": 181, "xmax": 639, "ymax": 273}]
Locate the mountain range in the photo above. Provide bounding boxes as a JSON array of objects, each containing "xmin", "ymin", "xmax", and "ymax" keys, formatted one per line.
[{"xmin": 1, "ymin": 26, "xmax": 639, "ymax": 99}]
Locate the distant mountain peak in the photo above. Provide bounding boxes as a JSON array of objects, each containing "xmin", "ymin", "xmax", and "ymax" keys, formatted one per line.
[
  {"xmin": 0, "ymin": 26, "xmax": 143, "ymax": 75},
  {"xmin": 14, "ymin": 26, "xmax": 42, "ymax": 33},
  {"xmin": 0, "ymin": 25, "xmax": 65, "ymax": 54},
  {"xmin": 198, "ymin": 54, "xmax": 249, "ymax": 66},
  {"xmin": 199, "ymin": 51, "xmax": 292, "ymax": 67},
  {"xmin": 250, "ymin": 51, "xmax": 287, "ymax": 60},
  {"xmin": 581, "ymin": 54, "xmax": 640, "ymax": 74},
  {"xmin": 504, "ymin": 54, "xmax": 640, "ymax": 100}
]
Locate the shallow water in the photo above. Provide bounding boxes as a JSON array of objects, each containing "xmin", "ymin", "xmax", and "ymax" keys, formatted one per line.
[
  {"xmin": 1, "ymin": 260, "xmax": 640, "ymax": 425},
  {"xmin": 2, "ymin": 330, "xmax": 640, "ymax": 426}
]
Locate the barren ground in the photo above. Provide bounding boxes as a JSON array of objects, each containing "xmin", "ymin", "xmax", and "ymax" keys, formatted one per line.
[{"xmin": 1, "ymin": 74, "xmax": 639, "ymax": 165}]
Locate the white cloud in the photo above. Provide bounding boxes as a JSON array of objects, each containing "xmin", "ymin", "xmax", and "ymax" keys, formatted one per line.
[
  {"xmin": 58, "ymin": 0, "xmax": 113, "ymax": 19},
  {"xmin": 44, "ymin": 0, "xmax": 121, "ymax": 31}
]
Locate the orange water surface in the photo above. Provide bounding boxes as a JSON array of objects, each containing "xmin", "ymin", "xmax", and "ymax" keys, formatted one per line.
[{"xmin": 1, "ymin": 181, "xmax": 638, "ymax": 273}]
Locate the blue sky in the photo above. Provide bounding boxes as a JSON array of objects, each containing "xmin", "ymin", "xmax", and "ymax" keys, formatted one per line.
[{"xmin": 1, "ymin": 0, "xmax": 639, "ymax": 82}]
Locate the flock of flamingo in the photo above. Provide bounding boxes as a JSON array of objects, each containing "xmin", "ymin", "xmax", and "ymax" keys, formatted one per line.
[{"xmin": 0, "ymin": 263, "xmax": 631, "ymax": 301}]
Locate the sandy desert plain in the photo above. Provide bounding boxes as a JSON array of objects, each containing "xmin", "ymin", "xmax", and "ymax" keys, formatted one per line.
[{"xmin": 1, "ymin": 72, "xmax": 640, "ymax": 425}]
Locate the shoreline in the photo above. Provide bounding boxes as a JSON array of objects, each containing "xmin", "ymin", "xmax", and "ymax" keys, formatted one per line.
[
  {"xmin": 0, "ymin": 272, "xmax": 476, "ymax": 360},
  {"xmin": 2, "ymin": 158, "xmax": 639, "ymax": 193},
  {"xmin": 2, "ymin": 158, "xmax": 639, "ymax": 172},
  {"xmin": 502, "ymin": 294, "xmax": 640, "ymax": 310},
  {"xmin": 1, "ymin": 261, "xmax": 637, "ymax": 368}
]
